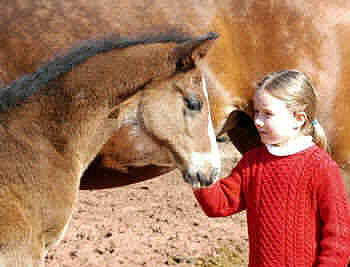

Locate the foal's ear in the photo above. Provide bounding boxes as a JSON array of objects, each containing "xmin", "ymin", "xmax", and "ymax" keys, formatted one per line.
[{"xmin": 170, "ymin": 32, "xmax": 219, "ymax": 72}]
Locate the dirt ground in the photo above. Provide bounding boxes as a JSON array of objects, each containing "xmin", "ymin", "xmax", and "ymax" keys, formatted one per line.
[{"xmin": 45, "ymin": 142, "xmax": 249, "ymax": 267}]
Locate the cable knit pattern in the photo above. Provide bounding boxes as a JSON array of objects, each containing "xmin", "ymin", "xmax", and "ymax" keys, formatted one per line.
[{"xmin": 194, "ymin": 145, "xmax": 350, "ymax": 267}]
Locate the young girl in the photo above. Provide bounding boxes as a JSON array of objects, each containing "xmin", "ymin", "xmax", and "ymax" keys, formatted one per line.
[{"xmin": 190, "ymin": 70, "xmax": 350, "ymax": 266}]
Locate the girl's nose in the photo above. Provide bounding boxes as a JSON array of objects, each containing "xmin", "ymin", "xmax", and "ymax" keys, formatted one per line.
[{"xmin": 254, "ymin": 117, "xmax": 264, "ymax": 128}]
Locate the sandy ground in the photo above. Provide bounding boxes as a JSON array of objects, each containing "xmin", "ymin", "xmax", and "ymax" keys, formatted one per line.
[{"xmin": 45, "ymin": 142, "xmax": 249, "ymax": 267}]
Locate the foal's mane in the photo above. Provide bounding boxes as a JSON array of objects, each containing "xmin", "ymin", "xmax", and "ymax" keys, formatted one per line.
[{"xmin": 0, "ymin": 32, "xmax": 192, "ymax": 112}]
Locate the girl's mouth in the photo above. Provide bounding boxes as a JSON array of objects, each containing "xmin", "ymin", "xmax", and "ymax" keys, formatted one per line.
[{"xmin": 258, "ymin": 130, "xmax": 266, "ymax": 135}]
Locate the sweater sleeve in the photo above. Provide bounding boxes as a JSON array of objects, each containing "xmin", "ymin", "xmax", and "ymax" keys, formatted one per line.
[
  {"xmin": 317, "ymin": 158, "xmax": 350, "ymax": 267},
  {"xmin": 193, "ymin": 155, "xmax": 250, "ymax": 217}
]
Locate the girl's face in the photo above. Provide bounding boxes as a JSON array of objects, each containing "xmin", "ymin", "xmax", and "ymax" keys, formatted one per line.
[{"xmin": 253, "ymin": 89, "xmax": 303, "ymax": 147}]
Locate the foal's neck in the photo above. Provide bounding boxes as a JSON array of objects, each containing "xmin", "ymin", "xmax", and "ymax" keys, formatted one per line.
[{"xmin": 1, "ymin": 86, "xmax": 118, "ymax": 172}]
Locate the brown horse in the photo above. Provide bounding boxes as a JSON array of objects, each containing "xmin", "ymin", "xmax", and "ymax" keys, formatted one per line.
[
  {"xmin": 2, "ymin": 1, "xmax": 350, "ymax": 190},
  {"xmin": 0, "ymin": 32, "xmax": 220, "ymax": 266},
  {"xmin": 91, "ymin": 0, "xmax": 350, "ymax": 194}
]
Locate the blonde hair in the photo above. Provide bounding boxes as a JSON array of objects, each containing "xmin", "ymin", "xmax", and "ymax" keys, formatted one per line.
[{"xmin": 257, "ymin": 70, "xmax": 329, "ymax": 153}]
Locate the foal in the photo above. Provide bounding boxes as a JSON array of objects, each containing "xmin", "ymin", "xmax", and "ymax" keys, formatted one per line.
[{"xmin": 0, "ymin": 32, "xmax": 220, "ymax": 266}]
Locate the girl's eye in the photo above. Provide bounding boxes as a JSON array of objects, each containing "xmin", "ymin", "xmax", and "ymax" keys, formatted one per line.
[{"xmin": 254, "ymin": 110, "xmax": 273, "ymax": 117}]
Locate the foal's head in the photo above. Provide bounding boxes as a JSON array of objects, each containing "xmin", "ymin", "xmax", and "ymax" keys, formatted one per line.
[{"xmin": 90, "ymin": 33, "xmax": 222, "ymax": 187}]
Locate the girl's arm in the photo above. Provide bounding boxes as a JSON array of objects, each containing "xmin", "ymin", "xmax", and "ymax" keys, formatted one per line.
[
  {"xmin": 317, "ymin": 159, "xmax": 350, "ymax": 267},
  {"xmin": 193, "ymin": 156, "xmax": 249, "ymax": 217}
]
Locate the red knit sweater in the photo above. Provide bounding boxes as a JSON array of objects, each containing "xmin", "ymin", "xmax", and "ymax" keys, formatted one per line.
[{"xmin": 194, "ymin": 145, "xmax": 350, "ymax": 267}]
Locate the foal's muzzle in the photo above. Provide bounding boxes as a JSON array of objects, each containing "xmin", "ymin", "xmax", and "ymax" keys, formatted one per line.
[{"xmin": 183, "ymin": 168, "xmax": 219, "ymax": 188}]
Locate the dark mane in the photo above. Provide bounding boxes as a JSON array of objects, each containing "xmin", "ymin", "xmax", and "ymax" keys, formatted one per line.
[{"xmin": 0, "ymin": 32, "xmax": 192, "ymax": 112}]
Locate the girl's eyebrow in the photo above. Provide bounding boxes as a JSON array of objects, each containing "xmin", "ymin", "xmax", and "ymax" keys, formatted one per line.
[
  {"xmin": 254, "ymin": 105, "xmax": 275, "ymax": 114},
  {"xmin": 253, "ymin": 102, "xmax": 271, "ymax": 111}
]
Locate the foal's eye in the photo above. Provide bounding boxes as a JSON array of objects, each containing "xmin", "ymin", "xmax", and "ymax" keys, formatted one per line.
[{"xmin": 184, "ymin": 96, "xmax": 203, "ymax": 111}]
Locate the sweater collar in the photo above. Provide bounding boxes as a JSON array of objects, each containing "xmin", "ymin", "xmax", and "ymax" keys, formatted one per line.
[{"xmin": 266, "ymin": 136, "xmax": 314, "ymax": 156}]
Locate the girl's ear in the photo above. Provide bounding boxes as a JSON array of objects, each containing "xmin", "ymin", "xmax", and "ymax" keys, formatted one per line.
[{"xmin": 294, "ymin": 111, "xmax": 307, "ymax": 128}]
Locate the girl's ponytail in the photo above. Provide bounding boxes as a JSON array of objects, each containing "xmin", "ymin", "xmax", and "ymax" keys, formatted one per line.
[{"xmin": 311, "ymin": 120, "xmax": 330, "ymax": 153}]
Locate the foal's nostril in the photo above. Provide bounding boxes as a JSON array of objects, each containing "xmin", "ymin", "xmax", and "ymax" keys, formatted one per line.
[
  {"xmin": 196, "ymin": 171, "xmax": 205, "ymax": 185},
  {"xmin": 183, "ymin": 170, "xmax": 192, "ymax": 184},
  {"xmin": 210, "ymin": 168, "xmax": 219, "ymax": 182},
  {"xmin": 183, "ymin": 170, "xmax": 206, "ymax": 186},
  {"xmin": 197, "ymin": 171, "xmax": 213, "ymax": 187}
]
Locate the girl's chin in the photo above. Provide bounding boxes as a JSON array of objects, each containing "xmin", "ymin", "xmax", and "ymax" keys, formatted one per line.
[
  {"xmin": 261, "ymin": 139, "xmax": 280, "ymax": 146},
  {"xmin": 259, "ymin": 136, "xmax": 274, "ymax": 145}
]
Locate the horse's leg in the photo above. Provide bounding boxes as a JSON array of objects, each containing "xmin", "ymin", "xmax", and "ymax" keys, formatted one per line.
[
  {"xmin": 0, "ymin": 205, "xmax": 46, "ymax": 267},
  {"xmin": 226, "ymin": 112, "xmax": 262, "ymax": 155},
  {"xmin": 337, "ymin": 165, "xmax": 350, "ymax": 199},
  {"xmin": 0, "ymin": 245, "xmax": 46, "ymax": 267},
  {"xmin": 338, "ymin": 167, "xmax": 350, "ymax": 267}
]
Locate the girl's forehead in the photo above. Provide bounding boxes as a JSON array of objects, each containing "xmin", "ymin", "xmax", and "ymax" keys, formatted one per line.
[{"xmin": 253, "ymin": 89, "xmax": 288, "ymax": 111}]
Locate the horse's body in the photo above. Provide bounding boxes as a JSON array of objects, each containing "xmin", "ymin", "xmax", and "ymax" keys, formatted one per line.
[
  {"xmin": 1, "ymin": 1, "xmax": 350, "ymax": 187},
  {"xmin": 0, "ymin": 33, "xmax": 220, "ymax": 266},
  {"xmin": 3, "ymin": 0, "xmax": 350, "ymax": 192}
]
